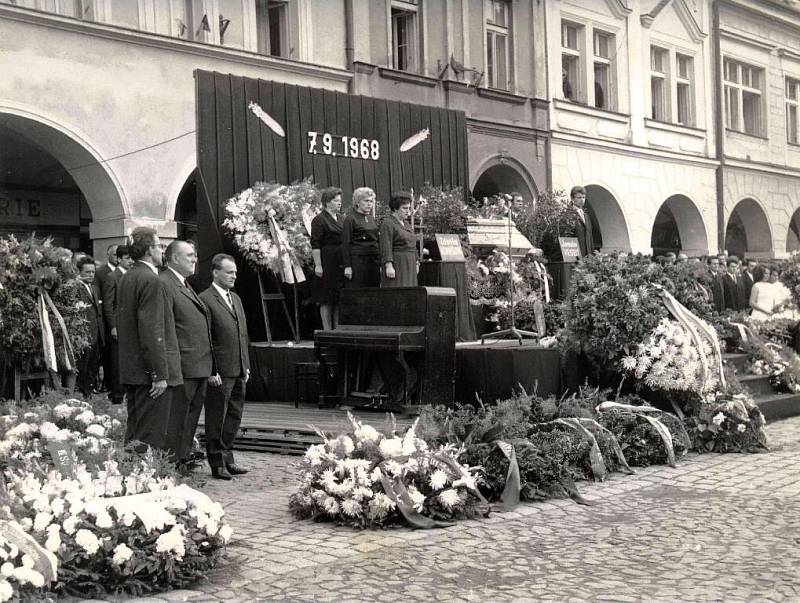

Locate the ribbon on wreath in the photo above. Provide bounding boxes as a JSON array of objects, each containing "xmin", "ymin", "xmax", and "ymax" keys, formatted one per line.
[
  {"xmin": 532, "ymin": 260, "xmax": 550, "ymax": 303},
  {"xmin": 267, "ymin": 210, "xmax": 306, "ymax": 284},
  {"xmin": 656, "ymin": 286, "xmax": 726, "ymax": 391},
  {"xmin": 37, "ymin": 289, "xmax": 75, "ymax": 372}
]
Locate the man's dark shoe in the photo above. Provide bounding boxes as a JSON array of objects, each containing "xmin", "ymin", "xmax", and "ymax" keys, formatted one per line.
[
  {"xmin": 226, "ymin": 464, "xmax": 249, "ymax": 476},
  {"xmin": 211, "ymin": 466, "xmax": 232, "ymax": 480}
]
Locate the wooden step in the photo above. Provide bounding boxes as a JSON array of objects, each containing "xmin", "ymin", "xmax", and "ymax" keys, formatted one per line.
[
  {"xmin": 753, "ymin": 392, "xmax": 800, "ymax": 421},
  {"xmin": 737, "ymin": 373, "xmax": 775, "ymax": 396}
]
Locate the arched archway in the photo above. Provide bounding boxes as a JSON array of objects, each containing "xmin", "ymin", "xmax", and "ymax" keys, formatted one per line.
[
  {"xmin": 173, "ymin": 169, "xmax": 198, "ymax": 242},
  {"xmin": 0, "ymin": 110, "xmax": 125, "ymax": 254},
  {"xmin": 651, "ymin": 194, "xmax": 708, "ymax": 257},
  {"xmin": 788, "ymin": 208, "xmax": 800, "ymax": 253},
  {"xmin": 724, "ymin": 198, "xmax": 772, "ymax": 260},
  {"xmin": 584, "ymin": 184, "xmax": 631, "ymax": 252},
  {"xmin": 471, "ymin": 156, "xmax": 537, "ymax": 205}
]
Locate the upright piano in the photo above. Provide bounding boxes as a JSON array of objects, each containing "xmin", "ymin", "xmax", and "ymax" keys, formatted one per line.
[{"xmin": 314, "ymin": 287, "xmax": 456, "ymax": 410}]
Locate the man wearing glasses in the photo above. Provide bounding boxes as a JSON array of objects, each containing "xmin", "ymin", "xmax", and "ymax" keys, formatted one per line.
[{"xmin": 116, "ymin": 227, "xmax": 182, "ymax": 454}]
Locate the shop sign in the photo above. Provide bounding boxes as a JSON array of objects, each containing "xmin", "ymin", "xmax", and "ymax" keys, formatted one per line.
[
  {"xmin": 558, "ymin": 237, "xmax": 581, "ymax": 262},
  {"xmin": 0, "ymin": 191, "xmax": 82, "ymax": 226}
]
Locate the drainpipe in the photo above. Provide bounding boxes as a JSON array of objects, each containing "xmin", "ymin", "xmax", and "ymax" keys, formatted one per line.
[
  {"xmin": 712, "ymin": 0, "xmax": 726, "ymax": 254},
  {"xmin": 344, "ymin": 0, "xmax": 355, "ymax": 94}
]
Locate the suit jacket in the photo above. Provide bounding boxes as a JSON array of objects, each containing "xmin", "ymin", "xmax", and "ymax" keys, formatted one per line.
[
  {"xmin": 160, "ymin": 269, "xmax": 214, "ymax": 379},
  {"xmin": 709, "ymin": 275, "xmax": 726, "ymax": 313},
  {"xmin": 743, "ymin": 271, "xmax": 755, "ymax": 304},
  {"xmin": 722, "ymin": 273, "xmax": 747, "ymax": 311},
  {"xmin": 116, "ymin": 261, "xmax": 182, "ymax": 386},
  {"xmin": 77, "ymin": 280, "xmax": 105, "ymax": 347},
  {"xmin": 574, "ymin": 209, "xmax": 595, "ymax": 258},
  {"xmin": 94, "ymin": 263, "xmax": 113, "ymax": 294},
  {"xmin": 101, "ymin": 266, "xmax": 126, "ymax": 331},
  {"xmin": 199, "ymin": 285, "xmax": 250, "ymax": 378}
]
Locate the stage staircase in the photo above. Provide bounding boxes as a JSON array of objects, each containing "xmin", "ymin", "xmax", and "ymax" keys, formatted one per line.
[{"xmin": 724, "ymin": 352, "xmax": 800, "ymax": 421}]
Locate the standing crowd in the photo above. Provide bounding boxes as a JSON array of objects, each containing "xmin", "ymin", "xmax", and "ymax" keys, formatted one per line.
[{"xmin": 72, "ymin": 227, "xmax": 250, "ymax": 481}]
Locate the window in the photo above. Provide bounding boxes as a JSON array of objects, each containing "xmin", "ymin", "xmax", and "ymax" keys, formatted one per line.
[
  {"xmin": 650, "ymin": 46, "xmax": 669, "ymax": 121},
  {"xmin": 788, "ymin": 78, "xmax": 800, "ymax": 144},
  {"xmin": 486, "ymin": 0, "xmax": 511, "ymax": 90},
  {"xmin": 724, "ymin": 58, "xmax": 764, "ymax": 135},
  {"xmin": 256, "ymin": 0, "xmax": 288, "ymax": 57},
  {"xmin": 391, "ymin": 1, "xmax": 420, "ymax": 72},
  {"xmin": 561, "ymin": 21, "xmax": 583, "ymax": 102},
  {"xmin": 593, "ymin": 30, "xmax": 615, "ymax": 110},
  {"xmin": 676, "ymin": 54, "xmax": 694, "ymax": 126}
]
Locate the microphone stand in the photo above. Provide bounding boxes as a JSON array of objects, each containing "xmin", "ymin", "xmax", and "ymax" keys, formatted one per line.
[{"xmin": 481, "ymin": 200, "xmax": 538, "ymax": 346}]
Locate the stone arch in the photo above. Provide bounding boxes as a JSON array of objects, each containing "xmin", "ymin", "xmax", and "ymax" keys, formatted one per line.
[
  {"xmin": 173, "ymin": 168, "xmax": 199, "ymax": 242},
  {"xmin": 583, "ymin": 183, "xmax": 632, "ymax": 252},
  {"xmin": 470, "ymin": 155, "xmax": 538, "ymax": 205},
  {"xmin": 651, "ymin": 194, "xmax": 708, "ymax": 257},
  {"xmin": 787, "ymin": 207, "xmax": 800, "ymax": 253},
  {"xmin": 0, "ymin": 107, "xmax": 126, "ymax": 223},
  {"xmin": 724, "ymin": 198, "xmax": 772, "ymax": 259}
]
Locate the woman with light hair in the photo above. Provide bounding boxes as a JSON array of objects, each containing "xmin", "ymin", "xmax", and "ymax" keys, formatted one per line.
[{"xmin": 342, "ymin": 187, "xmax": 380, "ymax": 288}]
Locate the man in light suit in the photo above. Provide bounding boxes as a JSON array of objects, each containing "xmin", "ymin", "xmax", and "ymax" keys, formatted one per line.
[
  {"xmin": 200, "ymin": 254, "xmax": 250, "ymax": 480},
  {"xmin": 161, "ymin": 240, "xmax": 215, "ymax": 468},
  {"xmin": 101, "ymin": 245, "xmax": 133, "ymax": 404},
  {"xmin": 75, "ymin": 256, "xmax": 105, "ymax": 397},
  {"xmin": 117, "ymin": 227, "xmax": 182, "ymax": 453},
  {"xmin": 570, "ymin": 185, "xmax": 595, "ymax": 258}
]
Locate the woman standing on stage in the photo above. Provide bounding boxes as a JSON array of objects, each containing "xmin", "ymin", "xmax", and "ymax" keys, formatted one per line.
[
  {"xmin": 311, "ymin": 187, "xmax": 344, "ymax": 330},
  {"xmin": 342, "ymin": 187, "xmax": 380, "ymax": 288},
  {"xmin": 380, "ymin": 191, "xmax": 418, "ymax": 288}
]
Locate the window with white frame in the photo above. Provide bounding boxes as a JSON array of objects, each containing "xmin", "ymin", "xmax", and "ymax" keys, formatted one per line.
[
  {"xmin": 561, "ymin": 20, "xmax": 583, "ymax": 102},
  {"xmin": 391, "ymin": 0, "xmax": 420, "ymax": 72},
  {"xmin": 724, "ymin": 58, "xmax": 764, "ymax": 136},
  {"xmin": 593, "ymin": 30, "xmax": 615, "ymax": 110},
  {"xmin": 485, "ymin": 0, "xmax": 511, "ymax": 90},
  {"xmin": 650, "ymin": 46, "xmax": 669, "ymax": 121},
  {"xmin": 256, "ymin": 0, "xmax": 288, "ymax": 57},
  {"xmin": 786, "ymin": 77, "xmax": 799, "ymax": 145},
  {"xmin": 676, "ymin": 54, "xmax": 694, "ymax": 126}
]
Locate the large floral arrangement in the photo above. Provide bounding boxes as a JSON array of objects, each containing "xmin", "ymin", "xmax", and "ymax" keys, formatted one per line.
[
  {"xmin": 564, "ymin": 254, "xmax": 715, "ymax": 378},
  {"xmin": 223, "ymin": 179, "xmax": 320, "ymax": 275},
  {"xmin": 0, "ymin": 235, "xmax": 90, "ymax": 374},
  {"xmin": 685, "ymin": 391, "xmax": 768, "ymax": 453},
  {"xmin": 0, "ymin": 395, "xmax": 231, "ymax": 598},
  {"xmin": 289, "ymin": 413, "xmax": 486, "ymax": 529},
  {"xmin": 417, "ymin": 184, "xmax": 469, "ymax": 235},
  {"xmin": 777, "ymin": 256, "xmax": 800, "ymax": 308},
  {"xmin": 742, "ymin": 331, "xmax": 800, "ymax": 394},
  {"xmin": 621, "ymin": 317, "xmax": 720, "ymax": 395}
]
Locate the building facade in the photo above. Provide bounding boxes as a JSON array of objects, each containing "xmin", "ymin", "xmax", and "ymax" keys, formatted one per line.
[{"xmin": 0, "ymin": 0, "xmax": 549, "ymax": 260}]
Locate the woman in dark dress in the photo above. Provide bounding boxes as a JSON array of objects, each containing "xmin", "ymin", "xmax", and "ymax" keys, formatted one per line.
[
  {"xmin": 380, "ymin": 191, "xmax": 418, "ymax": 288},
  {"xmin": 311, "ymin": 187, "xmax": 344, "ymax": 330},
  {"xmin": 342, "ymin": 187, "xmax": 380, "ymax": 288}
]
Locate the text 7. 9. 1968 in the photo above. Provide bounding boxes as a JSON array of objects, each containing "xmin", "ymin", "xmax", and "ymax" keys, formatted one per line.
[{"xmin": 307, "ymin": 131, "xmax": 380, "ymax": 161}]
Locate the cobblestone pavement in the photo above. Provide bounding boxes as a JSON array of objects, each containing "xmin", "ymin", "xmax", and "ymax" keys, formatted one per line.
[{"xmin": 76, "ymin": 417, "xmax": 800, "ymax": 603}]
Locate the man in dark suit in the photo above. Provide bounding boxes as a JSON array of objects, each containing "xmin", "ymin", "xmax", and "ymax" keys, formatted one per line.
[
  {"xmin": 75, "ymin": 256, "xmax": 105, "ymax": 397},
  {"xmin": 94, "ymin": 244, "xmax": 119, "ymax": 394},
  {"xmin": 101, "ymin": 245, "xmax": 133, "ymax": 404},
  {"xmin": 116, "ymin": 227, "xmax": 182, "ymax": 453},
  {"xmin": 707, "ymin": 256, "xmax": 726, "ymax": 313},
  {"xmin": 570, "ymin": 185, "xmax": 595, "ymax": 258},
  {"xmin": 200, "ymin": 254, "xmax": 250, "ymax": 480},
  {"xmin": 161, "ymin": 240, "xmax": 214, "ymax": 468},
  {"xmin": 743, "ymin": 258, "xmax": 757, "ymax": 304},
  {"xmin": 722, "ymin": 256, "xmax": 747, "ymax": 311}
]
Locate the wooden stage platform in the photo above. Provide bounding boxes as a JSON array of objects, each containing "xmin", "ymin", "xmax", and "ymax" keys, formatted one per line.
[{"xmin": 197, "ymin": 403, "xmax": 416, "ymax": 455}]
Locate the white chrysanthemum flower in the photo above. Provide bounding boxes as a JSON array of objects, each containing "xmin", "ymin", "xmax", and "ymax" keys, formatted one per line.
[
  {"xmin": 74, "ymin": 410, "xmax": 95, "ymax": 424},
  {"xmin": 354, "ymin": 424, "xmax": 380, "ymax": 444},
  {"xmin": 736, "ymin": 423, "xmax": 747, "ymax": 433},
  {"xmin": 156, "ymin": 525, "xmax": 186, "ymax": 559},
  {"xmin": 407, "ymin": 486, "xmax": 426, "ymax": 512},
  {"xmin": 11, "ymin": 567, "xmax": 44, "ymax": 588},
  {"xmin": 62, "ymin": 515, "xmax": 78, "ymax": 535},
  {"xmin": 0, "ymin": 564, "xmax": 11, "ymax": 578},
  {"xmin": 32, "ymin": 512, "xmax": 52, "ymax": 532},
  {"xmin": 323, "ymin": 497, "xmax": 341, "ymax": 516},
  {"xmin": 0, "ymin": 578, "xmax": 12, "ymax": 602},
  {"xmin": 384, "ymin": 460, "xmax": 403, "ymax": 476},
  {"xmin": 85, "ymin": 424, "xmax": 106, "ymax": 438},
  {"xmin": 304, "ymin": 444, "xmax": 326, "ymax": 466},
  {"xmin": 20, "ymin": 555, "xmax": 33, "ymax": 569},
  {"xmin": 453, "ymin": 472, "xmax": 477, "ymax": 492},
  {"xmin": 75, "ymin": 529, "xmax": 100, "ymax": 555},
  {"xmin": 217, "ymin": 524, "xmax": 233, "ymax": 543},
  {"xmin": 379, "ymin": 437, "xmax": 403, "ymax": 458},
  {"xmin": 429, "ymin": 469, "xmax": 449, "ymax": 490},
  {"xmin": 712, "ymin": 412, "xmax": 725, "ymax": 426},
  {"xmin": 44, "ymin": 531, "xmax": 61, "ymax": 553},
  {"xmin": 438, "ymin": 489, "xmax": 461, "ymax": 509},
  {"xmin": 621, "ymin": 356, "xmax": 637, "ymax": 370},
  {"xmin": 38, "ymin": 422, "xmax": 60, "ymax": 441},
  {"xmin": 95, "ymin": 510, "xmax": 113, "ymax": 529},
  {"xmin": 341, "ymin": 499, "xmax": 362, "ymax": 517},
  {"xmin": 112, "ymin": 543, "xmax": 133, "ymax": 565}
]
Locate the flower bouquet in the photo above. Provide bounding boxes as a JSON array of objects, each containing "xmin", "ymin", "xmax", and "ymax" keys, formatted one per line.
[
  {"xmin": 685, "ymin": 391, "xmax": 768, "ymax": 453},
  {"xmin": 289, "ymin": 413, "xmax": 487, "ymax": 529},
  {"xmin": 0, "ymin": 395, "xmax": 231, "ymax": 598},
  {"xmin": 223, "ymin": 179, "xmax": 320, "ymax": 276}
]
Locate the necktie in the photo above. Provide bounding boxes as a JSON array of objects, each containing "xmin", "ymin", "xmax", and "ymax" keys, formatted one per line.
[{"xmin": 226, "ymin": 291, "xmax": 234, "ymax": 310}]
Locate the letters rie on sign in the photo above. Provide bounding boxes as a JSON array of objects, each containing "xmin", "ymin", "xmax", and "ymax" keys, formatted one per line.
[{"xmin": 558, "ymin": 237, "xmax": 581, "ymax": 263}]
